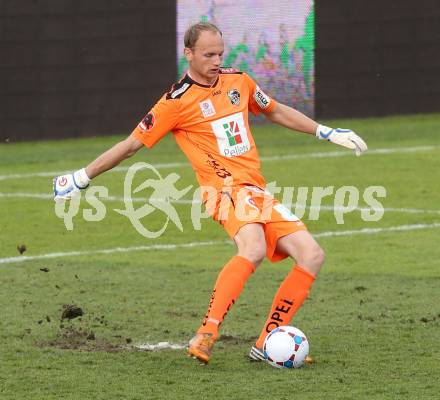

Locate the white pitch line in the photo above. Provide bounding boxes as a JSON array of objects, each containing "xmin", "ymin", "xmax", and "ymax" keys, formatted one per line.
[
  {"xmin": 0, "ymin": 144, "xmax": 437, "ymax": 182},
  {"xmin": 1, "ymin": 192, "xmax": 440, "ymax": 216},
  {"xmin": 260, "ymin": 145, "xmax": 438, "ymax": 161},
  {"xmin": 0, "ymin": 240, "xmax": 227, "ymax": 265},
  {"xmin": 314, "ymin": 222, "xmax": 440, "ymax": 237},
  {"xmin": 1, "ymin": 222, "xmax": 439, "ymax": 265},
  {"xmin": 135, "ymin": 342, "xmax": 187, "ymax": 351}
]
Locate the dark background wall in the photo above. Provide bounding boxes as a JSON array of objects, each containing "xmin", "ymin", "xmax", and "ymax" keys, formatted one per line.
[
  {"xmin": 0, "ymin": 0, "xmax": 176, "ymax": 141},
  {"xmin": 315, "ymin": 0, "xmax": 440, "ymax": 118},
  {"xmin": 1, "ymin": 0, "xmax": 439, "ymax": 140}
]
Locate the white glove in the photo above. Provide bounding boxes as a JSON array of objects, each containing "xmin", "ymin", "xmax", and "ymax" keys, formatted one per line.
[
  {"xmin": 316, "ymin": 124, "xmax": 368, "ymax": 156},
  {"xmin": 53, "ymin": 168, "xmax": 90, "ymax": 202}
]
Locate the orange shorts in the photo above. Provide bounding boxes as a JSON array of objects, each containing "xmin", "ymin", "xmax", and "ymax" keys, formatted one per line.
[{"xmin": 205, "ymin": 185, "xmax": 307, "ymax": 262}]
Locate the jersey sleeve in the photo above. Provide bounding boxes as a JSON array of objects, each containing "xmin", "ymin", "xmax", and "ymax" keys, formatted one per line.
[
  {"xmin": 132, "ymin": 95, "xmax": 180, "ymax": 148},
  {"xmin": 244, "ymin": 73, "xmax": 277, "ymax": 116}
]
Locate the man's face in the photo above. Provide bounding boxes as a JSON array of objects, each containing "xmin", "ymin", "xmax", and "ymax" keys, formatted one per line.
[{"xmin": 184, "ymin": 30, "xmax": 224, "ymax": 85}]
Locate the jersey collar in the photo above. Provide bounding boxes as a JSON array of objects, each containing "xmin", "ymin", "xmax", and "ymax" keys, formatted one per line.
[{"xmin": 185, "ymin": 72, "xmax": 219, "ymax": 89}]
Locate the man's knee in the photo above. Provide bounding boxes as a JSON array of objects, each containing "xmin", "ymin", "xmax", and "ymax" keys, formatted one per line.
[
  {"xmin": 299, "ymin": 244, "xmax": 325, "ymax": 273},
  {"xmin": 234, "ymin": 224, "xmax": 267, "ymax": 266},
  {"xmin": 237, "ymin": 241, "xmax": 266, "ymax": 266},
  {"xmin": 245, "ymin": 244, "xmax": 266, "ymax": 266},
  {"xmin": 235, "ymin": 237, "xmax": 266, "ymax": 265},
  {"xmin": 312, "ymin": 244, "xmax": 325, "ymax": 267}
]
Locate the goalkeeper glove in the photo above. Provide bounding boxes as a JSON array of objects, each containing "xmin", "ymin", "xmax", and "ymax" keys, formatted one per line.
[
  {"xmin": 316, "ymin": 124, "xmax": 368, "ymax": 156},
  {"xmin": 53, "ymin": 168, "xmax": 90, "ymax": 202}
]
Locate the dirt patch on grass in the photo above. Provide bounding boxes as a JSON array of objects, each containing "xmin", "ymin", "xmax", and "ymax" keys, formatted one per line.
[
  {"xmin": 48, "ymin": 325, "xmax": 122, "ymax": 352},
  {"xmin": 44, "ymin": 304, "xmax": 124, "ymax": 352},
  {"xmin": 44, "ymin": 304, "xmax": 255, "ymax": 353}
]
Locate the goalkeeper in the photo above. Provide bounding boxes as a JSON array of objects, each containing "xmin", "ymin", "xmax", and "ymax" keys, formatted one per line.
[{"xmin": 54, "ymin": 22, "xmax": 367, "ymax": 364}]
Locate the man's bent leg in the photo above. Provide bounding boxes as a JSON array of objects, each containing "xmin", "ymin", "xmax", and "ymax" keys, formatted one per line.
[{"xmin": 255, "ymin": 230, "xmax": 324, "ymax": 349}]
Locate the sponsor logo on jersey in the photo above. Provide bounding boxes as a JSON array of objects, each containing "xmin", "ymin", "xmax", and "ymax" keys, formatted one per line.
[
  {"xmin": 138, "ymin": 112, "xmax": 155, "ymax": 131},
  {"xmin": 219, "ymin": 67, "xmax": 241, "ymax": 74},
  {"xmin": 254, "ymin": 86, "xmax": 271, "ymax": 109},
  {"xmin": 212, "ymin": 90, "xmax": 222, "ymax": 96},
  {"xmin": 199, "ymin": 99, "xmax": 216, "ymax": 118},
  {"xmin": 211, "ymin": 112, "xmax": 251, "ymax": 158},
  {"xmin": 171, "ymin": 82, "xmax": 190, "ymax": 99},
  {"xmin": 227, "ymin": 89, "xmax": 240, "ymax": 106}
]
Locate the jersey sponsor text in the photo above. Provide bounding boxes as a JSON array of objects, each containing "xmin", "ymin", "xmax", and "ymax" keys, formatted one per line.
[{"xmin": 211, "ymin": 112, "xmax": 250, "ymax": 158}]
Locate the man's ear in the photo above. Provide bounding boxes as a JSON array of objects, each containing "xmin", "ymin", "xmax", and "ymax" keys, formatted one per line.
[{"xmin": 184, "ymin": 47, "xmax": 193, "ymax": 62}]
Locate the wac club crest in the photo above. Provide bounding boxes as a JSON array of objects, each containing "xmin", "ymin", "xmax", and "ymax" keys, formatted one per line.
[{"xmin": 227, "ymin": 89, "xmax": 240, "ymax": 106}]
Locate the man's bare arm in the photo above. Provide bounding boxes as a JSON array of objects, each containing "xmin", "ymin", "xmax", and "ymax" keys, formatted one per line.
[
  {"xmin": 265, "ymin": 103, "xmax": 318, "ymax": 135},
  {"xmin": 53, "ymin": 133, "xmax": 144, "ymax": 201},
  {"xmin": 85, "ymin": 133, "xmax": 144, "ymax": 179},
  {"xmin": 265, "ymin": 102, "xmax": 367, "ymax": 156}
]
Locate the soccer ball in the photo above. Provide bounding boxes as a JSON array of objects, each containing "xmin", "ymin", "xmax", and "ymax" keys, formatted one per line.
[{"xmin": 263, "ymin": 326, "xmax": 309, "ymax": 369}]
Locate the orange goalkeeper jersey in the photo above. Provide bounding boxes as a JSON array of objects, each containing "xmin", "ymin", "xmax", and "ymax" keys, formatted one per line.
[{"xmin": 133, "ymin": 69, "xmax": 277, "ymax": 191}]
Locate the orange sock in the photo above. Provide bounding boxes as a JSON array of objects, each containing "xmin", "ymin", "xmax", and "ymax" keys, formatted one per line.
[
  {"xmin": 197, "ymin": 256, "xmax": 255, "ymax": 339},
  {"xmin": 255, "ymin": 265, "xmax": 315, "ymax": 348}
]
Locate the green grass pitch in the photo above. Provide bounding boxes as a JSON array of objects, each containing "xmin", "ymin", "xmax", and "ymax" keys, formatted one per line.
[{"xmin": 0, "ymin": 113, "xmax": 439, "ymax": 399}]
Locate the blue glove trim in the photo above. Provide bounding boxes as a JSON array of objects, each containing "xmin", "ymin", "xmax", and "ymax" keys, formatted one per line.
[{"xmin": 319, "ymin": 129, "xmax": 334, "ymax": 139}]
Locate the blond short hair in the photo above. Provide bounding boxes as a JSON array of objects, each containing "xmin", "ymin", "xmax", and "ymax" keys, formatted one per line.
[{"xmin": 184, "ymin": 22, "xmax": 222, "ymax": 48}]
